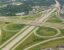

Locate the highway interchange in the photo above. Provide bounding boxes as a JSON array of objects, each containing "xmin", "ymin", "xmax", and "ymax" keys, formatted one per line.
[{"xmin": 0, "ymin": 0, "xmax": 64, "ymax": 50}]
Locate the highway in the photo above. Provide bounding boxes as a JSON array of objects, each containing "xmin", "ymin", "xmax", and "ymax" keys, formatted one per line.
[
  {"xmin": 55, "ymin": 0, "xmax": 64, "ymax": 21},
  {"xmin": 0, "ymin": 26, "xmax": 29, "ymax": 48},
  {"xmin": 1, "ymin": 0, "xmax": 62, "ymax": 50},
  {"xmin": 23, "ymin": 0, "xmax": 64, "ymax": 50},
  {"xmin": 1, "ymin": 8, "xmax": 57, "ymax": 50},
  {"xmin": 13, "ymin": 0, "xmax": 63, "ymax": 50},
  {"xmin": 2, "ymin": 26, "xmax": 35, "ymax": 50}
]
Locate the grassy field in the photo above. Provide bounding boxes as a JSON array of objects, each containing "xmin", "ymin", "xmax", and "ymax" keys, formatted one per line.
[
  {"xmin": 0, "ymin": 21, "xmax": 6, "ymax": 45},
  {"xmin": 60, "ymin": 29, "xmax": 64, "ymax": 36},
  {"xmin": 14, "ymin": 30, "xmax": 46, "ymax": 50},
  {"xmin": 26, "ymin": 29, "xmax": 64, "ymax": 50},
  {"xmin": 36, "ymin": 27, "xmax": 57, "ymax": 36},
  {"xmin": 22, "ymin": 12, "xmax": 42, "ymax": 20},
  {"xmin": 30, "ymin": 38, "xmax": 64, "ymax": 50},
  {"xmin": 14, "ymin": 27, "xmax": 56, "ymax": 50},
  {"xmin": 47, "ymin": 14, "xmax": 62, "ymax": 23},
  {"xmin": 0, "ymin": 23, "xmax": 26, "ymax": 45},
  {"xmin": 5, "ymin": 24, "xmax": 25, "ymax": 31},
  {"xmin": 14, "ymin": 28, "xmax": 64, "ymax": 50}
]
